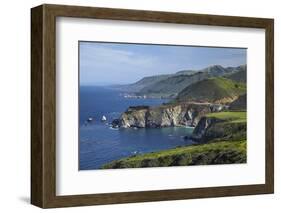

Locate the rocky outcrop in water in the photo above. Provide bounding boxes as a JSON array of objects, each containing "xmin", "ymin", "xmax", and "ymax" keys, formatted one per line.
[{"xmin": 112, "ymin": 103, "xmax": 228, "ymax": 129}]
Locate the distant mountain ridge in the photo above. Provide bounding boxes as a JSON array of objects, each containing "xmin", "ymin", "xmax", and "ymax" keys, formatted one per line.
[
  {"xmin": 175, "ymin": 69, "xmax": 199, "ymax": 75},
  {"xmin": 135, "ymin": 65, "xmax": 246, "ymax": 98},
  {"xmin": 111, "ymin": 64, "xmax": 246, "ymax": 99},
  {"xmin": 224, "ymin": 66, "xmax": 247, "ymax": 83},
  {"xmin": 111, "ymin": 74, "xmax": 171, "ymax": 92}
]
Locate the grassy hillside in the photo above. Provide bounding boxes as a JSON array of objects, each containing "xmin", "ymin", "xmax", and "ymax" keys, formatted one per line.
[
  {"xmin": 104, "ymin": 111, "xmax": 247, "ymax": 169},
  {"xmin": 205, "ymin": 111, "xmax": 246, "ymax": 123},
  {"xmin": 102, "ymin": 140, "xmax": 246, "ymax": 169},
  {"xmin": 176, "ymin": 77, "xmax": 246, "ymax": 104}
]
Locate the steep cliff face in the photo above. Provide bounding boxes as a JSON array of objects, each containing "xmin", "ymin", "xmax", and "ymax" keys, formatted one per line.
[
  {"xmin": 119, "ymin": 108, "xmax": 148, "ymax": 128},
  {"xmin": 115, "ymin": 103, "xmax": 213, "ymax": 128},
  {"xmin": 191, "ymin": 117, "xmax": 223, "ymax": 141},
  {"xmin": 229, "ymin": 94, "xmax": 247, "ymax": 110},
  {"xmin": 191, "ymin": 112, "xmax": 247, "ymax": 143}
]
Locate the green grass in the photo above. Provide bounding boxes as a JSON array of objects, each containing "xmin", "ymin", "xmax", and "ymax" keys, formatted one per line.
[
  {"xmin": 205, "ymin": 111, "xmax": 246, "ymax": 123},
  {"xmin": 120, "ymin": 141, "xmax": 245, "ymax": 161},
  {"xmin": 102, "ymin": 140, "xmax": 246, "ymax": 169},
  {"xmin": 177, "ymin": 77, "xmax": 246, "ymax": 103},
  {"xmin": 213, "ymin": 77, "xmax": 246, "ymax": 92},
  {"xmin": 138, "ymin": 72, "xmax": 209, "ymax": 97},
  {"xmin": 102, "ymin": 111, "xmax": 248, "ymax": 169},
  {"xmin": 195, "ymin": 111, "xmax": 247, "ymax": 142}
]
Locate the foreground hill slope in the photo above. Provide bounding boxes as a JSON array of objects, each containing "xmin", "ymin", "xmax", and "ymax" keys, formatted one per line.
[{"xmin": 102, "ymin": 140, "xmax": 246, "ymax": 169}]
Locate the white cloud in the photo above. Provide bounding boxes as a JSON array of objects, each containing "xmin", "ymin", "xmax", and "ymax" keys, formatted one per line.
[{"xmin": 80, "ymin": 45, "xmax": 157, "ymax": 70}]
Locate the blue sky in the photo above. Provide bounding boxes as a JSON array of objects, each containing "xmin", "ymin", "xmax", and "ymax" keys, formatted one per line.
[{"xmin": 79, "ymin": 42, "xmax": 246, "ymax": 86}]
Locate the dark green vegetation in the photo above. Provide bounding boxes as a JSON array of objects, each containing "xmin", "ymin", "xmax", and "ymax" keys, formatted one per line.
[
  {"xmin": 176, "ymin": 77, "xmax": 246, "ymax": 104},
  {"xmin": 102, "ymin": 140, "xmax": 246, "ymax": 169}
]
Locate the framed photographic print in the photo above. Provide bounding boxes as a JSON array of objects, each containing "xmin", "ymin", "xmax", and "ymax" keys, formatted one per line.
[{"xmin": 31, "ymin": 4, "xmax": 274, "ymax": 208}]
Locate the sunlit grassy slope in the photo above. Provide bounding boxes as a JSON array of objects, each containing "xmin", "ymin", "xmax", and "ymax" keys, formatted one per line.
[
  {"xmin": 102, "ymin": 140, "xmax": 246, "ymax": 169},
  {"xmin": 205, "ymin": 111, "xmax": 246, "ymax": 123},
  {"xmin": 176, "ymin": 77, "xmax": 246, "ymax": 103}
]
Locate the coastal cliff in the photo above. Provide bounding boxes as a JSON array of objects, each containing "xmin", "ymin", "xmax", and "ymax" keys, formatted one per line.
[
  {"xmin": 97, "ymin": 64, "xmax": 248, "ymax": 169},
  {"xmin": 112, "ymin": 103, "xmax": 226, "ymax": 128},
  {"xmin": 104, "ymin": 111, "xmax": 247, "ymax": 169},
  {"xmin": 191, "ymin": 111, "xmax": 247, "ymax": 143}
]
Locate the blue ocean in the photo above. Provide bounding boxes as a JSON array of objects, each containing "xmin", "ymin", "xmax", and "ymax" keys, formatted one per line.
[{"xmin": 79, "ymin": 86, "xmax": 194, "ymax": 170}]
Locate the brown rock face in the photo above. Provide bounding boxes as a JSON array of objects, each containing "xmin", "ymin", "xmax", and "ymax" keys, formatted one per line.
[{"xmin": 117, "ymin": 103, "xmax": 213, "ymax": 128}]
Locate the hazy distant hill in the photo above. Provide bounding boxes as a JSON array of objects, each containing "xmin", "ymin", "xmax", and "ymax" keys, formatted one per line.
[
  {"xmin": 224, "ymin": 65, "xmax": 247, "ymax": 83},
  {"xmin": 175, "ymin": 69, "xmax": 199, "ymax": 75},
  {"xmin": 137, "ymin": 71, "xmax": 209, "ymax": 98},
  {"xmin": 111, "ymin": 74, "xmax": 171, "ymax": 92},
  {"xmin": 176, "ymin": 77, "xmax": 246, "ymax": 104},
  {"xmin": 201, "ymin": 65, "xmax": 233, "ymax": 76}
]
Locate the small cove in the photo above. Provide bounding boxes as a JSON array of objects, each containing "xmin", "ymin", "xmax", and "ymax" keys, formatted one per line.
[{"xmin": 79, "ymin": 86, "xmax": 195, "ymax": 170}]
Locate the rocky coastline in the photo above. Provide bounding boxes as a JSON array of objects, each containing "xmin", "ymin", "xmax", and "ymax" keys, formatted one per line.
[
  {"xmin": 99, "ymin": 64, "xmax": 247, "ymax": 169},
  {"xmin": 112, "ymin": 102, "xmax": 228, "ymax": 129}
]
